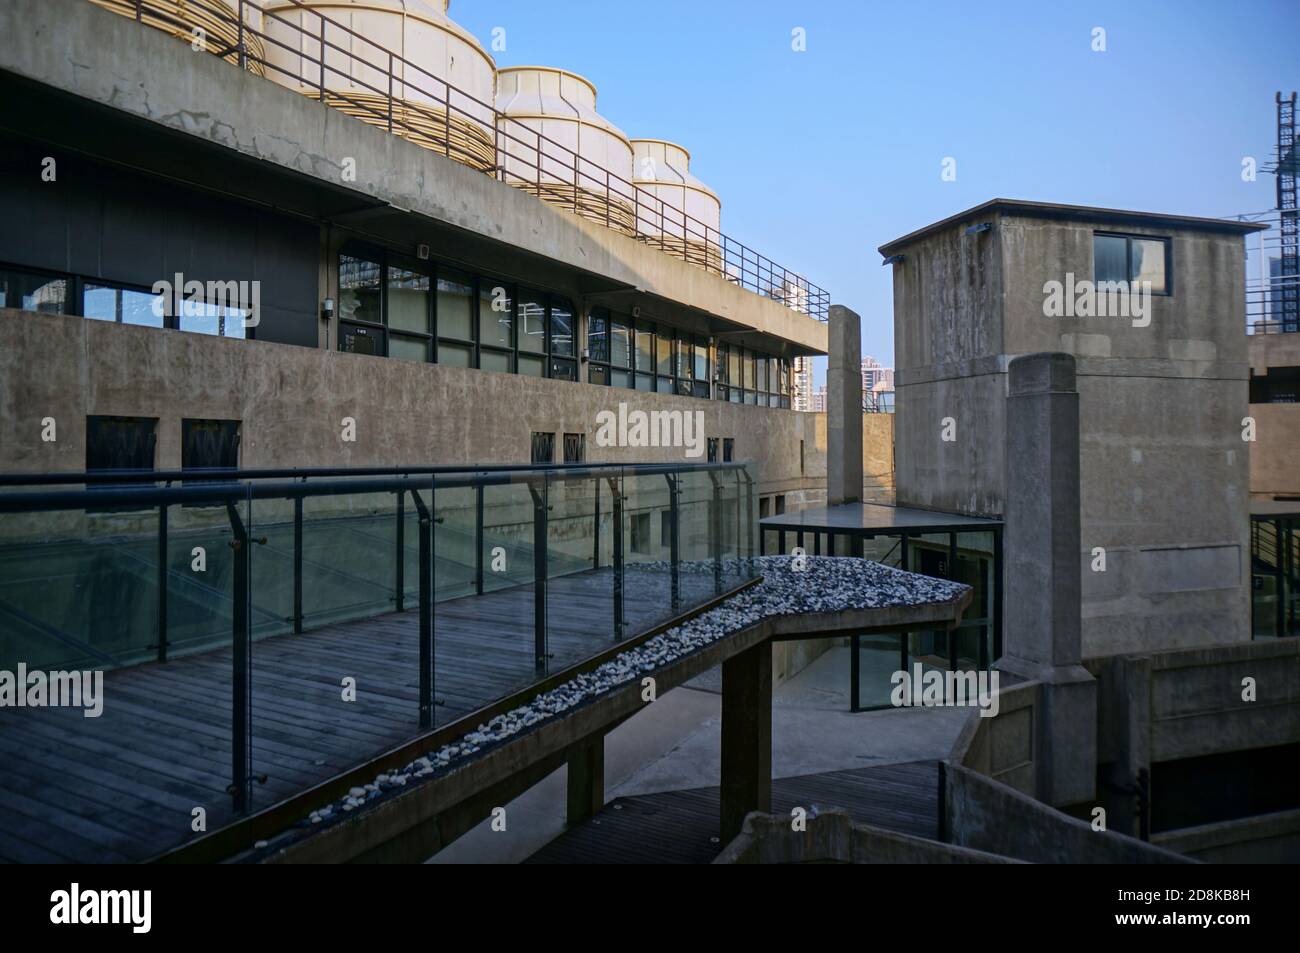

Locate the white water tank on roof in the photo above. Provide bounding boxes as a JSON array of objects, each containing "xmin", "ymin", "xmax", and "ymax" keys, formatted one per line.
[
  {"xmin": 630, "ymin": 139, "xmax": 722, "ymax": 274},
  {"xmin": 261, "ymin": 0, "xmax": 496, "ymax": 171},
  {"xmin": 495, "ymin": 67, "xmax": 636, "ymax": 235},
  {"xmin": 86, "ymin": 0, "xmax": 268, "ymax": 75}
]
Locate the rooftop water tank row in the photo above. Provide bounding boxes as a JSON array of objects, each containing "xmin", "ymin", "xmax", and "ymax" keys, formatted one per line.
[
  {"xmin": 85, "ymin": 1, "xmax": 728, "ymax": 276},
  {"xmin": 261, "ymin": 0, "xmax": 497, "ymax": 171},
  {"xmin": 630, "ymin": 139, "xmax": 723, "ymax": 275},
  {"xmin": 495, "ymin": 67, "xmax": 637, "ymax": 236},
  {"xmin": 86, "ymin": 0, "xmax": 267, "ymax": 75}
]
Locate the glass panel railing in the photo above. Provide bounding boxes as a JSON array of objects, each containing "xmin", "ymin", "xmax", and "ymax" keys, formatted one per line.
[
  {"xmin": 435, "ymin": 473, "xmax": 539, "ymax": 724},
  {"xmin": 298, "ymin": 482, "xmax": 399, "ymax": 630},
  {"xmin": 0, "ymin": 498, "xmax": 160, "ymax": 671},
  {"xmin": 0, "ymin": 462, "xmax": 762, "ymax": 861},
  {"xmin": 546, "ymin": 470, "xmax": 615, "ymax": 671},
  {"xmin": 621, "ymin": 466, "xmax": 676, "ymax": 634}
]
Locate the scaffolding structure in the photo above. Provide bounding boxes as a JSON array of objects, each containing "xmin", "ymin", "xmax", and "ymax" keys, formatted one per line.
[{"xmin": 1277, "ymin": 92, "xmax": 1298, "ymax": 333}]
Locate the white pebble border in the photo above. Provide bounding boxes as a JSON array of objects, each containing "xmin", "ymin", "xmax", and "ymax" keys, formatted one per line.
[{"xmin": 287, "ymin": 557, "xmax": 968, "ymax": 839}]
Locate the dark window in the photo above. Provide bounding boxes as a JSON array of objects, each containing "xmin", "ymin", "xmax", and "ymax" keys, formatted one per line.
[
  {"xmin": 437, "ymin": 267, "xmax": 474, "ymax": 342},
  {"xmin": 339, "ymin": 252, "xmax": 386, "ymax": 355},
  {"xmin": 630, "ymin": 512, "xmax": 651, "ymax": 555},
  {"xmin": 660, "ymin": 509, "xmax": 673, "ymax": 546},
  {"xmin": 588, "ymin": 309, "xmax": 609, "ymax": 363},
  {"xmin": 775, "ymin": 494, "xmax": 786, "ymax": 515},
  {"xmin": 518, "ymin": 289, "xmax": 547, "ymax": 372},
  {"xmin": 723, "ymin": 438, "xmax": 735, "ymax": 463},
  {"xmin": 707, "ymin": 437, "xmax": 719, "ymax": 463},
  {"xmin": 86, "ymin": 416, "xmax": 157, "ymax": 473},
  {"xmin": 1093, "ymin": 233, "xmax": 1171, "ymax": 294},
  {"xmin": 550, "ymin": 301, "xmax": 574, "ymax": 357},
  {"xmin": 182, "ymin": 419, "xmax": 241, "ymax": 472},
  {"xmin": 563, "ymin": 432, "xmax": 585, "ymax": 463},
  {"xmin": 531, "ymin": 431, "xmax": 555, "ymax": 464},
  {"xmin": 0, "ymin": 264, "xmax": 69, "ymax": 314}
]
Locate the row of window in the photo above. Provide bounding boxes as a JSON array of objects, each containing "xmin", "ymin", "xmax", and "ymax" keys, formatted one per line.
[
  {"xmin": 82, "ymin": 416, "xmax": 241, "ymax": 473},
  {"xmin": 1, "ymin": 265, "xmax": 250, "ymax": 337},
  {"xmin": 2, "ymin": 253, "xmax": 795, "ymax": 408},
  {"xmin": 338, "ymin": 247, "xmax": 794, "ymax": 407}
]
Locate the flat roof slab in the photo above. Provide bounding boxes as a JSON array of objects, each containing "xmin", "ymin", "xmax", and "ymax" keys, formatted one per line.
[{"xmin": 760, "ymin": 502, "xmax": 1003, "ymax": 534}]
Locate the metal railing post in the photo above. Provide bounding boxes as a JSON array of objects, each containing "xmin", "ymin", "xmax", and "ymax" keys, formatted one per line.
[
  {"xmin": 592, "ymin": 477, "xmax": 600, "ymax": 568},
  {"xmin": 155, "ymin": 500, "xmax": 169, "ymax": 662},
  {"xmin": 666, "ymin": 473, "xmax": 680, "ymax": 611},
  {"xmin": 709, "ymin": 471, "xmax": 722, "ymax": 595},
  {"xmin": 395, "ymin": 488, "xmax": 405, "ymax": 612},
  {"xmin": 608, "ymin": 476, "xmax": 624, "ymax": 640},
  {"xmin": 226, "ymin": 500, "xmax": 251, "ymax": 814},
  {"xmin": 318, "ymin": 18, "xmax": 326, "ymax": 102},
  {"xmin": 237, "ymin": 0, "xmax": 247, "ymax": 70},
  {"xmin": 293, "ymin": 490, "xmax": 303, "ymax": 634},
  {"xmin": 136, "ymin": 0, "xmax": 142, "ymax": 22},
  {"xmin": 387, "ymin": 51, "xmax": 394, "ymax": 133},
  {"xmin": 474, "ymin": 483, "xmax": 484, "ymax": 595},
  {"xmin": 530, "ymin": 479, "xmax": 548, "ymax": 673},
  {"xmin": 408, "ymin": 487, "xmax": 435, "ymax": 729}
]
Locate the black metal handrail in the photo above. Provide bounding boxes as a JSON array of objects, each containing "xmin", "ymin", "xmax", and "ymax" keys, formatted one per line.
[
  {"xmin": 115, "ymin": 0, "xmax": 829, "ymax": 319},
  {"xmin": 0, "ymin": 459, "xmax": 750, "ymax": 491}
]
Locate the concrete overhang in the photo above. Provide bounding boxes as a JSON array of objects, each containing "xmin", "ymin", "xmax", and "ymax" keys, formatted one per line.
[
  {"xmin": 879, "ymin": 198, "xmax": 1270, "ymax": 258},
  {"xmin": 0, "ymin": 0, "xmax": 827, "ymax": 355}
]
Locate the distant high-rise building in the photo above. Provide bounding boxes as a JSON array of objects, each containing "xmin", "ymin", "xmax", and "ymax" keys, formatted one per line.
[
  {"xmin": 793, "ymin": 356, "xmax": 814, "ymax": 412},
  {"xmin": 861, "ymin": 355, "xmax": 894, "ymax": 411},
  {"xmin": 812, "ymin": 383, "xmax": 828, "ymax": 413}
]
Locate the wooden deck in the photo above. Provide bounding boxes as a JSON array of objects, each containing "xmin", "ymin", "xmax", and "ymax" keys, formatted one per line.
[
  {"xmin": 0, "ymin": 566, "xmax": 729, "ymax": 863},
  {"xmin": 525, "ymin": 761, "xmax": 941, "ymax": 864}
]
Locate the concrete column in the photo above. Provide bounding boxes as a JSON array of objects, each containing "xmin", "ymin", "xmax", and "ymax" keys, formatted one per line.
[
  {"xmin": 720, "ymin": 640, "xmax": 772, "ymax": 843},
  {"xmin": 827, "ymin": 304, "xmax": 863, "ymax": 505},
  {"xmin": 565, "ymin": 734, "xmax": 605, "ymax": 826},
  {"xmin": 998, "ymin": 352, "xmax": 1097, "ymax": 807}
]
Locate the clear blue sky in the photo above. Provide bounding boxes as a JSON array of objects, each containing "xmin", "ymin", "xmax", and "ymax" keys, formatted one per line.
[{"xmin": 453, "ymin": 0, "xmax": 1299, "ymax": 382}]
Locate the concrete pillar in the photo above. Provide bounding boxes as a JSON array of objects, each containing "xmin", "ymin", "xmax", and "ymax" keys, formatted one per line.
[
  {"xmin": 827, "ymin": 304, "xmax": 863, "ymax": 506},
  {"xmin": 720, "ymin": 640, "xmax": 772, "ymax": 844},
  {"xmin": 998, "ymin": 353, "xmax": 1097, "ymax": 807},
  {"xmin": 565, "ymin": 734, "xmax": 605, "ymax": 825}
]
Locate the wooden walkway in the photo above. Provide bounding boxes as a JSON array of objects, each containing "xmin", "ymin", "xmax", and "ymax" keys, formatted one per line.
[
  {"xmin": 0, "ymin": 566, "xmax": 728, "ymax": 863},
  {"xmin": 525, "ymin": 761, "xmax": 941, "ymax": 864}
]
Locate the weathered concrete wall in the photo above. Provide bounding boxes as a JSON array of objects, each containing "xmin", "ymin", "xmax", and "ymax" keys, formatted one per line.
[
  {"xmin": 892, "ymin": 207, "xmax": 1252, "ymax": 656},
  {"xmin": 945, "ymin": 763, "xmax": 1193, "ymax": 863},
  {"xmin": 950, "ymin": 679, "xmax": 1041, "ymax": 797},
  {"xmin": 1089, "ymin": 637, "xmax": 1300, "ymax": 840},
  {"xmin": 0, "ymin": 309, "xmax": 816, "ymax": 493},
  {"xmin": 715, "ymin": 808, "xmax": 1019, "ymax": 864},
  {"xmin": 1152, "ymin": 807, "xmax": 1300, "ymax": 863},
  {"xmin": 1248, "ymin": 403, "xmax": 1300, "ymax": 500},
  {"xmin": 0, "ymin": 0, "xmax": 827, "ymax": 356}
]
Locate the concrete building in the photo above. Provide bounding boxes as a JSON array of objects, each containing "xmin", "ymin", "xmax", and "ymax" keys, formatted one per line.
[
  {"xmin": 0, "ymin": 0, "xmax": 860, "ymax": 519},
  {"xmin": 1249, "ymin": 331, "xmax": 1300, "ymax": 500},
  {"xmin": 792, "ymin": 356, "xmax": 814, "ymax": 412},
  {"xmin": 862, "ymin": 355, "xmax": 894, "ymax": 412},
  {"xmin": 882, "ymin": 199, "xmax": 1264, "ymax": 658}
]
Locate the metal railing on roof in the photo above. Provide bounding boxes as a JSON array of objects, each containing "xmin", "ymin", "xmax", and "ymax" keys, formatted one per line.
[{"xmin": 104, "ymin": 0, "xmax": 830, "ymax": 320}]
